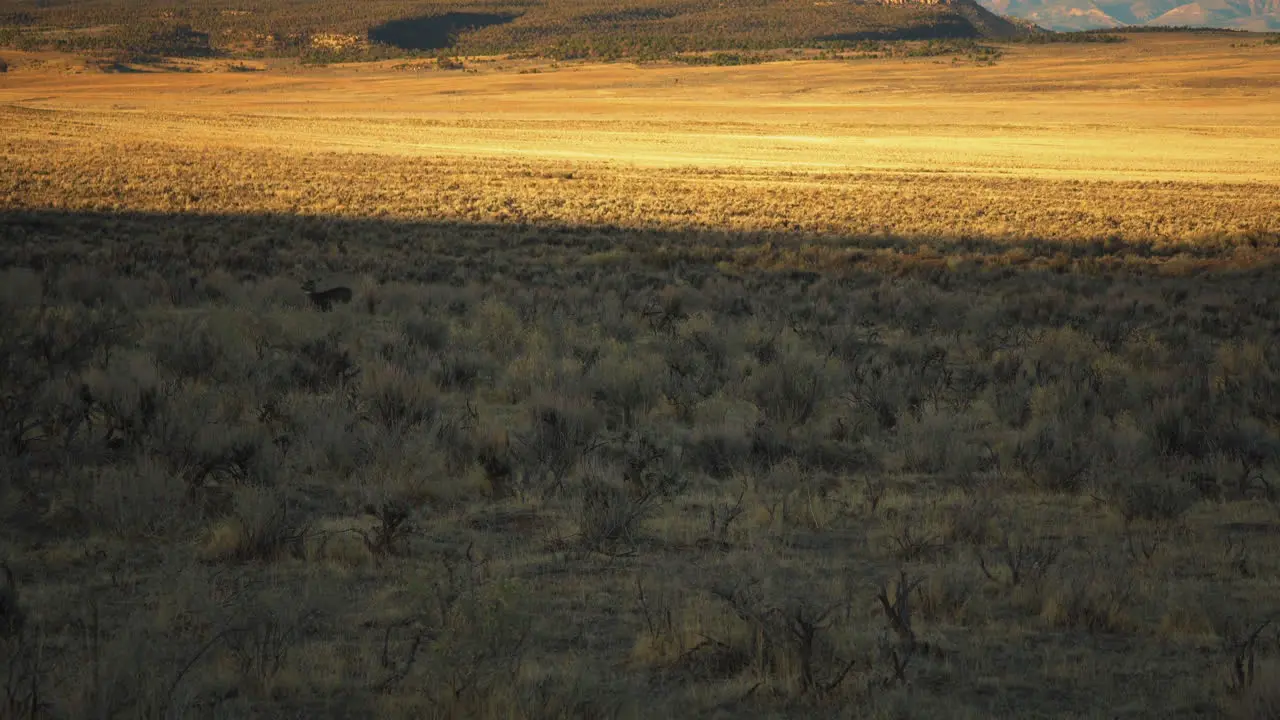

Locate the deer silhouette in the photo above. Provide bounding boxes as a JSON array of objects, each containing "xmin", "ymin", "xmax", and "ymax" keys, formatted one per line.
[{"xmin": 301, "ymin": 279, "xmax": 353, "ymax": 312}]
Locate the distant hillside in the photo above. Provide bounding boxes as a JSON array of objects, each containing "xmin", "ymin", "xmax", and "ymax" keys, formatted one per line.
[
  {"xmin": 980, "ymin": 0, "xmax": 1280, "ymax": 30},
  {"xmin": 0, "ymin": 0, "xmax": 1031, "ymax": 61}
]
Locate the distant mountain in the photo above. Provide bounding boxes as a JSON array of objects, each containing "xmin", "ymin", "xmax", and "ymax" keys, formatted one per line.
[{"xmin": 980, "ymin": 0, "xmax": 1280, "ymax": 29}]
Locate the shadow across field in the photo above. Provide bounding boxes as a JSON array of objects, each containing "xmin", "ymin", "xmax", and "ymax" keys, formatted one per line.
[
  {"xmin": 369, "ymin": 12, "xmax": 519, "ymax": 51},
  {"xmin": 4, "ymin": 207, "xmax": 1278, "ymax": 353},
  {"xmin": 2, "ymin": 208, "xmax": 1274, "ymax": 285}
]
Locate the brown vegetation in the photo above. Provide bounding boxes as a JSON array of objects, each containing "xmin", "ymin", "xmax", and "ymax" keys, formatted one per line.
[
  {"xmin": 0, "ymin": 0, "xmax": 1024, "ymax": 64},
  {"xmin": 1, "ymin": 34, "xmax": 1279, "ymax": 719}
]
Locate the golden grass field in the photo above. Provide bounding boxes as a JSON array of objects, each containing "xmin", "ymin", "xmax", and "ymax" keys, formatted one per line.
[
  {"xmin": 2, "ymin": 33, "xmax": 1280, "ymax": 720},
  {"xmin": 2, "ymin": 35, "xmax": 1279, "ymax": 180},
  {"xmin": 3, "ymin": 35, "xmax": 1280, "ymax": 256}
]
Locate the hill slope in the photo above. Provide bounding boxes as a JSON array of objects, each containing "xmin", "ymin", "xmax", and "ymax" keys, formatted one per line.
[{"xmin": 0, "ymin": 0, "xmax": 1031, "ymax": 60}]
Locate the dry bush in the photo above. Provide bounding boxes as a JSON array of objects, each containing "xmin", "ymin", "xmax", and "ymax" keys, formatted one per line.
[
  {"xmin": 683, "ymin": 395, "xmax": 758, "ymax": 478},
  {"xmin": 913, "ymin": 566, "xmax": 980, "ymax": 626},
  {"xmin": 148, "ymin": 310, "xmax": 257, "ymax": 382},
  {"xmin": 1104, "ymin": 476, "xmax": 1196, "ymax": 525},
  {"xmin": 370, "ymin": 561, "xmax": 531, "ymax": 713},
  {"xmin": 1038, "ymin": 561, "xmax": 1140, "ymax": 635},
  {"xmin": 977, "ymin": 524, "xmax": 1064, "ymax": 588},
  {"xmin": 746, "ymin": 343, "xmax": 831, "ymax": 431},
  {"xmin": 939, "ymin": 493, "xmax": 997, "ymax": 547},
  {"xmin": 201, "ymin": 485, "xmax": 308, "ymax": 563},
  {"xmin": 0, "ymin": 302, "xmax": 128, "ymax": 458},
  {"xmin": 221, "ymin": 600, "xmax": 323, "ymax": 694},
  {"xmin": 510, "ymin": 394, "xmax": 605, "ymax": 499},
  {"xmin": 574, "ymin": 435, "xmax": 684, "ymax": 553},
  {"xmin": 583, "ymin": 341, "xmax": 665, "ymax": 429},
  {"xmin": 708, "ymin": 577, "xmax": 863, "ymax": 699},
  {"xmin": 574, "ymin": 462, "xmax": 650, "ymax": 553},
  {"xmin": 360, "ymin": 359, "xmax": 442, "ymax": 432},
  {"xmin": 499, "ymin": 329, "xmax": 580, "ymax": 404},
  {"xmin": 85, "ymin": 454, "xmax": 195, "ymax": 538}
]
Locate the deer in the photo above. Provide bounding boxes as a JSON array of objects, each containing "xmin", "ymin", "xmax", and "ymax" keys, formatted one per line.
[{"xmin": 301, "ymin": 279, "xmax": 353, "ymax": 312}]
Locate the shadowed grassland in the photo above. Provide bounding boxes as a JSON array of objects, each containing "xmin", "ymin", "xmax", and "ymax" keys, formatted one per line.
[
  {"xmin": 2, "ymin": 34, "xmax": 1280, "ymax": 719},
  {"xmin": 3, "ymin": 203, "xmax": 1280, "ymax": 718}
]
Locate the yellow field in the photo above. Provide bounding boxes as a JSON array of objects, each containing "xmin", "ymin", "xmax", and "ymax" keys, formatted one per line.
[
  {"xmin": 3, "ymin": 35, "xmax": 1279, "ymax": 181},
  {"xmin": 3, "ymin": 35, "xmax": 1280, "ymax": 262}
]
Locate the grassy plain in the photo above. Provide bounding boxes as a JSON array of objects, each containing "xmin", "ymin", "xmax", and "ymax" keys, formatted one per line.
[{"xmin": 2, "ymin": 33, "xmax": 1280, "ymax": 719}]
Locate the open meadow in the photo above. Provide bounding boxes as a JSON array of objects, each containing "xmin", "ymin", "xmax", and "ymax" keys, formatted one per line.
[{"xmin": 2, "ymin": 32, "xmax": 1280, "ymax": 719}]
